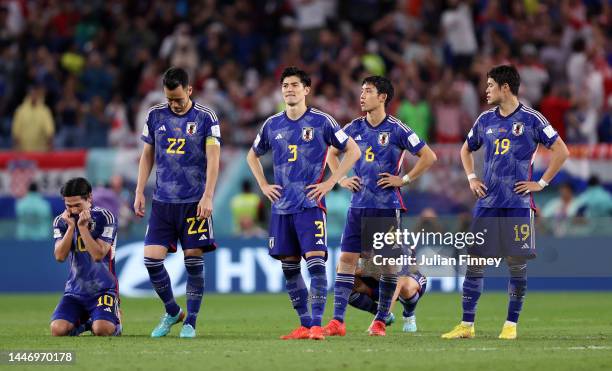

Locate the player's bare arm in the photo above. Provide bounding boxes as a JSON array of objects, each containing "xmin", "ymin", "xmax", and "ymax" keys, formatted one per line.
[
  {"xmin": 198, "ymin": 141, "xmax": 220, "ymax": 220},
  {"xmin": 327, "ymin": 146, "xmax": 361, "ymax": 192},
  {"xmin": 378, "ymin": 144, "xmax": 437, "ymax": 188},
  {"xmin": 246, "ymin": 148, "xmax": 282, "ymax": 202},
  {"xmin": 54, "ymin": 210, "xmax": 75, "ymax": 262},
  {"xmin": 306, "ymin": 137, "xmax": 361, "ymax": 201},
  {"xmin": 134, "ymin": 142, "xmax": 155, "ymax": 217},
  {"xmin": 514, "ymin": 137, "xmax": 570, "ymax": 195},
  {"xmin": 460, "ymin": 141, "xmax": 488, "ymax": 198},
  {"xmin": 76, "ymin": 209, "xmax": 111, "ymax": 262}
]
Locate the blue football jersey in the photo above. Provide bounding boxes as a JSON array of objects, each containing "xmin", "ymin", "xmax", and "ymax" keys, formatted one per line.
[
  {"xmin": 141, "ymin": 102, "xmax": 221, "ymax": 203},
  {"xmin": 53, "ymin": 207, "xmax": 118, "ymax": 298},
  {"xmin": 252, "ymin": 107, "xmax": 349, "ymax": 214},
  {"xmin": 466, "ymin": 103, "xmax": 559, "ymax": 208},
  {"xmin": 344, "ymin": 115, "xmax": 425, "ymax": 209}
]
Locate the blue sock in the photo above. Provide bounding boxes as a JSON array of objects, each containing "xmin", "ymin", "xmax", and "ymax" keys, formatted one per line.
[
  {"xmin": 306, "ymin": 256, "xmax": 327, "ymax": 327},
  {"xmin": 375, "ymin": 274, "xmax": 397, "ymax": 322},
  {"xmin": 462, "ymin": 265, "xmax": 484, "ymax": 323},
  {"xmin": 281, "ymin": 261, "xmax": 311, "ymax": 328},
  {"xmin": 507, "ymin": 263, "xmax": 527, "ymax": 323},
  {"xmin": 184, "ymin": 256, "xmax": 204, "ymax": 328},
  {"xmin": 399, "ymin": 292, "xmax": 420, "ymax": 317},
  {"xmin": 333, "ymin": 273, "xmax": 355, "ymax": 322},
  {"xmin": 144, "ymin": 257, "xmax": 180, "ymax": 316},
  {"xmin": 348, "ymin": 292, "xmax": 378, "ymax": 314}
]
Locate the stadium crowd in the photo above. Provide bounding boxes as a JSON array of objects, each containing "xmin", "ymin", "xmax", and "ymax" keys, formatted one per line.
[{"xmin": 1, "ymin": 0, "xmax": 612, "ymax": 151}]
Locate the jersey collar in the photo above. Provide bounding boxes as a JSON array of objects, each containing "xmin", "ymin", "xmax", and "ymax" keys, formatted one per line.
[
  {"xmin": 167, "ymin": 100, "xmax": 195, "ymax": 118},
  {"xmin": 364, "ymin": 114, "xmax": 388, "ymax": 129},
  {"xmin": 495, "ymin": 102, "xmax": 523, "ymax": 119},
  {"xmin": 284, "ymin": 106, "xmax": 311, "ymax": 123}
]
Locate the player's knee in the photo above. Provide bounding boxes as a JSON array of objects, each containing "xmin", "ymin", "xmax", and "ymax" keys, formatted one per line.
[
  {"xmin": 304, "ymin": 251, "xmax": 325, "ymax": 259},
  {"xmin": 337, "ymin": 253, "xmax": 359, "ymax": 273},
  {"xmin": 399, "ymin": 278, "xmax": 418, "ymax": 298},
  {"xmin": 50, "ymin": 321, "xmax": 72, "ymax": 336},
  {"xmin": 92, "ymin": 321, "xmax": 116, "ymax": 336},
  {"xmin": 184, "ymin": 249, "xmax": 203, "ymax": 257}
]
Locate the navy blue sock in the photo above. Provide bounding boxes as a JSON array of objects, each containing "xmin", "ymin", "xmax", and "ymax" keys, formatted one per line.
[
  {"xmin": 333, "ymin": 273, "xmax": 355, "ymax": 322},
  {"xmin": 306, "ymin": 256, "xmax": 327, "ymax": 327},
  {"xmin": 348, "ymin": 292, "xmax": 378, "ymax": 314},
  {"xmin": 144, "ymin": 257, "xmax": 180, "ymax": 316},
  {"xmin": 184, "ymin": 256, "xmax": 205, "ymax": 328},
  {"xmin": 375, "ymin": 274, "xmax": 397, "ymax": 322},
  {"xmin": 282, "ymin": 261, "xmax": 311, "ymax": 328},
  {"xmin": 462, "ymin": 265, "xmax": 484, "ymax": 323},
  {"xmin": 507, "ymin": 263, "xmax": 527, "ymax": 323},
  {"xmin": 399, "ymin": 292, "xmax": 420, "ymax": 317}
]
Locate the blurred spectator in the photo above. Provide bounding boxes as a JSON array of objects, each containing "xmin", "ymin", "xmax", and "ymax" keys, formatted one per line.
[
  {"xmin": 598, "ymin": 96, "xmax": 612, "ymax": 143},
  {"xmin": 396, "ymin": 88, "xmax": 431, "ymax": 141},
  {"xmin": 12, "ymin": 85, "xmax": 55, "ymax": 152},
  {"xmin": 540, "ymin": 83, "xmax": 572, "ymax": 140},
  {"xmin": 567, "ymin": 38, "xmax": 588, "ymax": 97},
  {"xmin": 16, "ymin": 182, "xmax": 52, "ymax": 240},
  {"xmin": 517, "ymin": 44, "xmax": 549, "ymax": 106},
  {"xmin": 230, "ymin": 180, "xmax": 263, "ymax": 236},
  {"xmin": 441, "ymin": 0, "xmax": 477, "ymax": 72},
  {"xmin": 541, "ymin": 182, "xmax": 576, "ymax": 236},
  {"xmin": 325, "ymin": 185, "xmax": 351, "ymax": 238},
  {"xmin": 565, "ymin": 97, "xmax": 598, "ymax": 144},
  {"xmin": 569, "ymin": 176, "xmax": 612, "ymax": 218},
  {"xmin": 54, "ymin": 76, "xmax": 82, "ymax": 148},
  {"xmin": 83, "ymin": 95, "xmax": 111, "ymax": 148},
  {"xmin": 92, "ymin": 182, "xmax": 120, "ymax": 223}
]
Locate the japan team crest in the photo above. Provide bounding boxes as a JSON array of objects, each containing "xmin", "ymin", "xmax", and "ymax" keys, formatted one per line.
[
  {"xmin": 512, "ymin": 122, "xmax": 524, "ymax": 136},
  {"xmin": 302, "ymin": 127, "xmax": 314, "ymax": 142},
  {"xmin": 186, "ymin": 122, "xmax": 197, "ymax": 135},
  {"xmin": 378, "ymin": 132, "xmax": 390, "ymax": 146}
]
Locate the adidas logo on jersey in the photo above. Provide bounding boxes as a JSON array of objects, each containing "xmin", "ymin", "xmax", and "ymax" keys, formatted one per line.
[
  {"xmin": 354, "ymin": 135, "xmax": 362, "ymax": 141},
  {"xmin": 104, "ymin": 307, "xmax": 112, "ymax": 313},
  {"xmin": 159, "ymin": 125, "xmax": 166, "ymax": 131},
  {"xmin": 316, "ymin": 239, "xmax": 324, "ymax": 245},
  {"xmin": 521, "ymin": 243, "xmax": 530, "ymax": 249},
  {"xmin": 199, "ymin": 234, "xmax": 208, "ymax": 241},
  {"xmin": 486, "ymin": 128, "xmax": 493, "ymax": 134},
  {"xmin": 275, "ymin": 133, "xmax": 283, "ymax": 140}
]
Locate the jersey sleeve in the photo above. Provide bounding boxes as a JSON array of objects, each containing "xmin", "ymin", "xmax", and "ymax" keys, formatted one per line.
[
  {"xmin": 323, "ymin": 117, "xmax": 349, "ymax": 150},
  {"xmin": 141, "ymin": 111, "xmax": 155, "ymax": 145},
  {"xmin": 93, "ymin": 210, "xmax": 117, "ymax": 245},
  {"xmin": 533, "ymin": 114, "xmax": 559, "ymax": 148},
  {"xmin": 252, "ymin": 122, "xmax": 270, "ymax": 156},
  {"xmin": 466, "ymin": 116, "xmax": 484, "ymax": 151},
  {"xmin": 53, "ymin": 215, "xmax": 68, "ymax": 242},
  {"xmin": 203, "ymin": 109, "xmax": 223, "ymax": 145},
  {"xmin": 396, "ymin": 123, "xmax": 425, "ymax": 155}
]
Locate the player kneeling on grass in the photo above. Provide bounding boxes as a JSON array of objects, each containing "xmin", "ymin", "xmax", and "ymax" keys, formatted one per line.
[
  {"xmin": 50, "ymin": 177, "xmax": 121, "ymax": 337},
  {"xmin": 348, "ymin": 261, "xmax": 427, "ymax": 333}
]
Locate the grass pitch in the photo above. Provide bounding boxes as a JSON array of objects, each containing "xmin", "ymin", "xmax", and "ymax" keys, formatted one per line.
[{"xmin": 0, "ymin": 292, "xmax": 611, "ymax": 371}]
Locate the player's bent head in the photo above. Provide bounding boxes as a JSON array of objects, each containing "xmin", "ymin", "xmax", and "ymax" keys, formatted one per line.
[
  {"xmin": 61, "ymin": 177, "xmax": 92, "ymax": 215},
  {"xmin": 487, "ymin": 65, "xmax": 520, "ymax": 97},
  {"xmin": 163, "ymin": 67, "xmax": 192, "ymax": 114},
  {"xmin": 361, "ymin": 76, "xmax": 394, "ymax": 111},
  {"xmin": 280, "ymin": 66, "xmax": 311, "ymax": 106}
]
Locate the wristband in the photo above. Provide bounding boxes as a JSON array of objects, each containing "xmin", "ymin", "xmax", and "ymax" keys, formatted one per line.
[
  {"xmin": 401, "ymin": 174, "xmax": 411, "ymax": 185},
  {"xmin": 467, "ymin": 173, "xmax": 477, "ymax": 180},
  {"xmin": 537, "ymin": 178, "xmax": 549, "ymax": 188},
  {"xmin": 338, "ymin": 176, "xmax": 347, "ymax": 184}
]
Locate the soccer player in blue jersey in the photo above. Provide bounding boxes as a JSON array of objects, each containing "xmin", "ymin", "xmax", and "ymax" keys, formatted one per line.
[
  {"xmin": 349, "ymin": 263, "xmax": 428, "ymax": 333},
  {"xmin": 50, "ymin": 177, "xmax": 121, "ymax": 337},
  {"xmin": 246, "ymin": 66, "xmax": 361, "ymax": 340},
  {"xmin": 134, "ymin": 67, "xmax": 221, "ymax": 338},
  {"xmin": 323, "ymin": 76, "xmax": 437, "ymax": 337},
  {"xmin": 442, "ymin": 65, "xmax": 569, "ymax": 340}
]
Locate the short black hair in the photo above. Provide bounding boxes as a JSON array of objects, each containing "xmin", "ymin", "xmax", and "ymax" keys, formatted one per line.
[
  {"xmin": 487, "ymin": 65, "xmax": 520, "ymax": 96},
  {"xmin": 28, "ymin": 182, "xmax": 39, "ymax": 193},
  {"xmin": 280, "ymin": 66, "xmax": 311, "ymax": 87},
  {"xmin": 163, "ymin": 67, "xmax": 189, "ymax": 89},
  {"xmin": 61, "ymin": 177, "xmax": 92, "ymax": 199},
  {"xmin": 242, "ymin": 180, "xmax": 252, "ymax": 193},
  {"xmin": 587, "ymin": 175, "xmax": 600, "ymax": 187},
  {"xmin": 362, "ymin": 76, "xmax": 394, "ymax": 106}
]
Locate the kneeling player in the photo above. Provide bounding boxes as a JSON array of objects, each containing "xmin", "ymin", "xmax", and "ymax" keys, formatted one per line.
[
  {"xmin": 50, "ymin": 177, "xmax": 121, "ymax": 337},
  {"xmin": 350, "ymin": 264, "xmax": 427, "ymax": 333}
]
